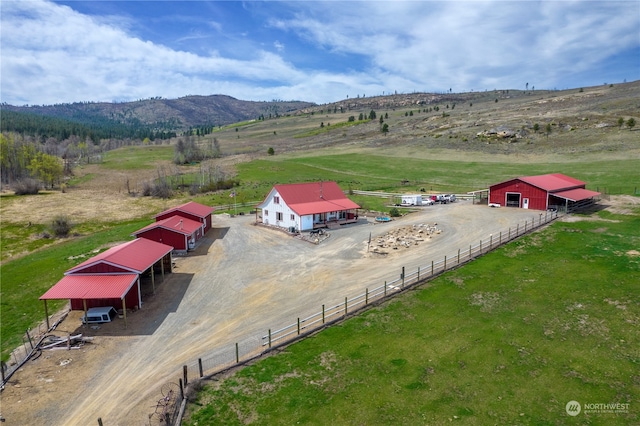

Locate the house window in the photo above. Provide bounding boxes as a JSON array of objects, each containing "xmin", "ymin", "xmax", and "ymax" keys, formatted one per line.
[
  {"xmin": 264, "ymin": 209, "xmax": 268, "ymax": 216},
  {"xmin": 276, "ymin": 212, "xmax": 283, "ymax": 221},
  {"xmin": 274, "ymin": 196, "xmax": 280, "ymax": 204},
  {"xmin": 290, "ymin": 214, "xmax": 295, "ymax": 221}
]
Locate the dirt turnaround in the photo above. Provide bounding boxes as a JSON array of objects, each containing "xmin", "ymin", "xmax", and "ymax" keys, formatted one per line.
[{"xmin": 0, "ymin": 201, "xmax": 587, "ymax": 424}]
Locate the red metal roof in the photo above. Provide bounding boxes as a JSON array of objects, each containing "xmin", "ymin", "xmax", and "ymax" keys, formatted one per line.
[
  {"xmin": 40, "ymin": 274, "xmax": 138, "ymax": 300},
  {"xmin": 155, "ymin": 201, "xmax": 214, "ymax": 219},
  {"xmin": 518, "ymin": 173, "xmax": 586, "ymax": 192},
  {"xmin": 66, "ymin": 238, "xmax": 173, "ymax": 275},
  {"xmin": 553, "ymin": 188, "xmax": 601, "ymax": 202},
  {"xmin": 133, "ymin": 215, "xmax": 202, "ymax": 236},
  {"xmin": 258, "ymin": 181, "xmax": 360, "ymax": 215}
]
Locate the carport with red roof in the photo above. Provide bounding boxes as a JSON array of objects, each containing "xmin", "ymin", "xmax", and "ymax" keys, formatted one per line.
[{"xmin": 39, "ymin": 238, "xmax": 173, "ymax": 327}]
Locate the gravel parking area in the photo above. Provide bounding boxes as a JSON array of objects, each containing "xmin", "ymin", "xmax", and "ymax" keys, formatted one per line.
[{"xmin": 1, "ymin": 201, "xmax": 543, "ymax": 425}]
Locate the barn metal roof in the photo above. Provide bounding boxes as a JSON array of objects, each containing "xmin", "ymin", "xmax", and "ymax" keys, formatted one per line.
[
  {"xmin": 40, "ymin": 274, "xmax": 138, "ymax": 300},
  {"xmin": 257, "ymin": 181, "xmax": 360, "ymax": 216},
  {"xmin": 552, "ymin": 188, "xmax": 601, "ymax": 202},
  {"xmin": 133, "ymin": 215, "xmax": 202, "ymax": 236},
  {"xmin": 155, "ymin": 201, "xmax": 214, "ymax": 219},
  {"xmin": 65, "ymin": 238, "xmax": 173, "ymax": 275},
  {"xmin": 518, "ymin": 173, "xmax": 586, "ymax": 192}
]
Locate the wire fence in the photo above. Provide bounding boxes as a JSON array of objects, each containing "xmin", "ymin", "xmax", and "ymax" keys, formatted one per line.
[{"xmin": 168, "ymin": 209, "xmax": 561, "ymax": 426}]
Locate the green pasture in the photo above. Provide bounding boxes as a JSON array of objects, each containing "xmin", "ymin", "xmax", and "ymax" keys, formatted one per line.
[
  {"xmin": 101, "ymin": 145, "xmax": 174, "ymax": 170},
  {"xmin": 185, "ymin": 209, "xmax": 640, "ymax": 425}
]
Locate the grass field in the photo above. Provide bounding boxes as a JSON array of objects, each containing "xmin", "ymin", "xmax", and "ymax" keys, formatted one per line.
[{"xmin": 184, "ymin": 208, "xmax": 640, "ymax": 425}]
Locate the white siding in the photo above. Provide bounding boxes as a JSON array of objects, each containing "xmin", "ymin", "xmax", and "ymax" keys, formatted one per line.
[{"xmin": 261, "ymin": 190, "xmax": 300, "ymax": 230}]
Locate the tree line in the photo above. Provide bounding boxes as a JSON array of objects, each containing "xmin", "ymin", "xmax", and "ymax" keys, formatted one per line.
[{"xmin": 0, "ymin": 109, "xmax": 176, "ymax": 143}]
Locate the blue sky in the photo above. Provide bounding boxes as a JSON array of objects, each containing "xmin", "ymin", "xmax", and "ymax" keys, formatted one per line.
[{"xmin": 1, "ymin": 0, "xmax": 639, "ymax": 106}]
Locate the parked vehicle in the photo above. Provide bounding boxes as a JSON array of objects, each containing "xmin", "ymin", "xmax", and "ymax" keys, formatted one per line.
[
  {"xmin": 432, "ymin": 194, "xmax": 449, "ymax": 204},
  {"xmin": 81, "ymin": 306, "xmax": 117, "ymax": 324},
  {"xmin": 444, "ymin": 194, "xmax": 456, "ymax": 202}
]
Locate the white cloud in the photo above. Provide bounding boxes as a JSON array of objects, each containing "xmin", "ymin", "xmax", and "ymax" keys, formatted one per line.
[{"xmin": 1, "ymin": 0, "xmax": 638, "ymax": 105}]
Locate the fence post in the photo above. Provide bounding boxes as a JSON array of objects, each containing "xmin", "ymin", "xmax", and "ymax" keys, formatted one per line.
[
  {"xmin": 344, "ymin": 297, "xmax": 348, "ymax": 317},
  {"xmin": 508, "ymin": 227, "xmax": 511, "ymax": 240},
  {"xmin": 444, "ymin": 255, "xmax": 447, "ymax": 271},
  {"xmin": 532, "ymin": 217, "xmax": 534, "ymax": 228},
  {"xmin": 179, "ymin": 379, "xmax": 184, "ymax": 400},
  {"xmin": 366, "ymin": 288, "xmax": 369, "ymax": 305},
  {"xmin": 198, "ymin": 358, "xmax": 203, "ymax": 377},
  {"xmin": 539, "ymin": 213, "xmax": 543, "ymax": 226},
  {"xmin": 236, "ymin": 343, "xmax": 239, "ymax": 363},
  {"xmin": 490, "ymin": 234, "xmax": 493, "ymax": 249},
  {"xmin": 322, "ymin": 305, "xmax": 325, "ymax": 324},
  {"xmin": 183, "ymin": 365, "xmax": 188, "ymax": 386},
  {"xmin": 524, "ymin": 221, "xmax": 527, "ymax": 233},
  {"xmin": 401, "ymin": 266, "xmax": 405, "ymax": 287},
  {"xmin": 516, "ymin": 224, "xmax": 519, "ymax": 236},
  {"xmin": 297, "ymin": 318, "xmax": 300, "ymax": 335},
  {"xmin": 417, "ymin": 267, "xmax": 420, "ymax": 281},
  {"xmin": 480, "ymin": 239, "xmax": 482, "ymax": 254},
  {"xmin": 431, "ymin": 261, "xmax": 434, "ymax": 276},
  {"xmin": 457, "ymin": 249, "xmax": 460, "ymax": 264},
  {"xmin": 384, "ymin": 281, "xmax": 387, "ymax": 296},
  {"xmin": 98, "ymin": 418, "xmax": 103, "ymax": 426},
  {"xmin": 499, "ymin": 231, "xmax": 502, "ymax": 245},
  {"xmin": 469, "ymin": 244, "xmax": 472, "ymax": 259},
  {"xmin": 268, "ymin": 329, "xmax": 272, "ymax": 348}
]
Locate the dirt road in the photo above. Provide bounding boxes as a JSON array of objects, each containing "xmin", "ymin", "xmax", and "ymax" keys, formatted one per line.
[{"xmin": 1, "ymin": 201, "xmax": 541, "ymax": 425}]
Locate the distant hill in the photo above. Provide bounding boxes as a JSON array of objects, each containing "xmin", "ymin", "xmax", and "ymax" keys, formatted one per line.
[{"xmin": 1, "ymin": 95, "xmax": 317, "ymax": 134}]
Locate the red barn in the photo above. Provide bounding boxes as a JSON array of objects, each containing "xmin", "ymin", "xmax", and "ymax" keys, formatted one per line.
[
  {"xmin": 133, "ymin": 215, "xmax": 204, "ymax": 252},
  {"xmin": 489, "ymin": 173, "xmax": 600, "ymax": 211},
  {"xmin": 155, "ymin": 201, "xmax": 215, "ymax": 234}
]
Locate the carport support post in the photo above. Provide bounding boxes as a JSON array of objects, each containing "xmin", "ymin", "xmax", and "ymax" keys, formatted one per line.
[
  {"xmin": 83, "ymin": 299, "xmax": 88, "ymax": 328},
  {"xmin": 122, "ymin": 298, "xmax": 127, "ymax": 329},
  {"xmin": 43, "ymin": 300, "xmax": 50, "ymax": 329},
  {"xmin": 151, "ymin": 266, "xmax": 156, "ymax": 294}
]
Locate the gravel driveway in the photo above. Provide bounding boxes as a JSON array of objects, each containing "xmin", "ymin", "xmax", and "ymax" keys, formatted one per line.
[{"xmin": 1, "ymin": 201, "xmax": 543, "ymax": 425}]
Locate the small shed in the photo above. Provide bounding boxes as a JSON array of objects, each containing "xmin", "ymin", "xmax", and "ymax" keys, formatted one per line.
[
  {"xmin": 133, "ymin": 215, "xmax": 204, "ymax": 252},
  {"xmin": 156, "ymin": 201, "xmax": 215, "ymax": 234},
  {"xmin": 489, "ymin": 173, "xmax": 600, "ymax": 211}
]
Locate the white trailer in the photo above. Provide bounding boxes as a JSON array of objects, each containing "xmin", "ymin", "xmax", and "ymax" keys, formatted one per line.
[{"xmin": 401, "ymin": 195, "xmax": 423, "ymax": 206}]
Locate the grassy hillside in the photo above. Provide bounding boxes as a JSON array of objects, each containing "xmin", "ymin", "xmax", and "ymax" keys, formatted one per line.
[{"xmin": 184, "ymin": 208, "xmax": 640, "ymax": 425}]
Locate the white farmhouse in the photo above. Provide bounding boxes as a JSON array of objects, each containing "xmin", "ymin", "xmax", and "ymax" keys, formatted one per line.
[{"xmin": 256, "ymin": 181, "xmax": 360, "ymax": 232}]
